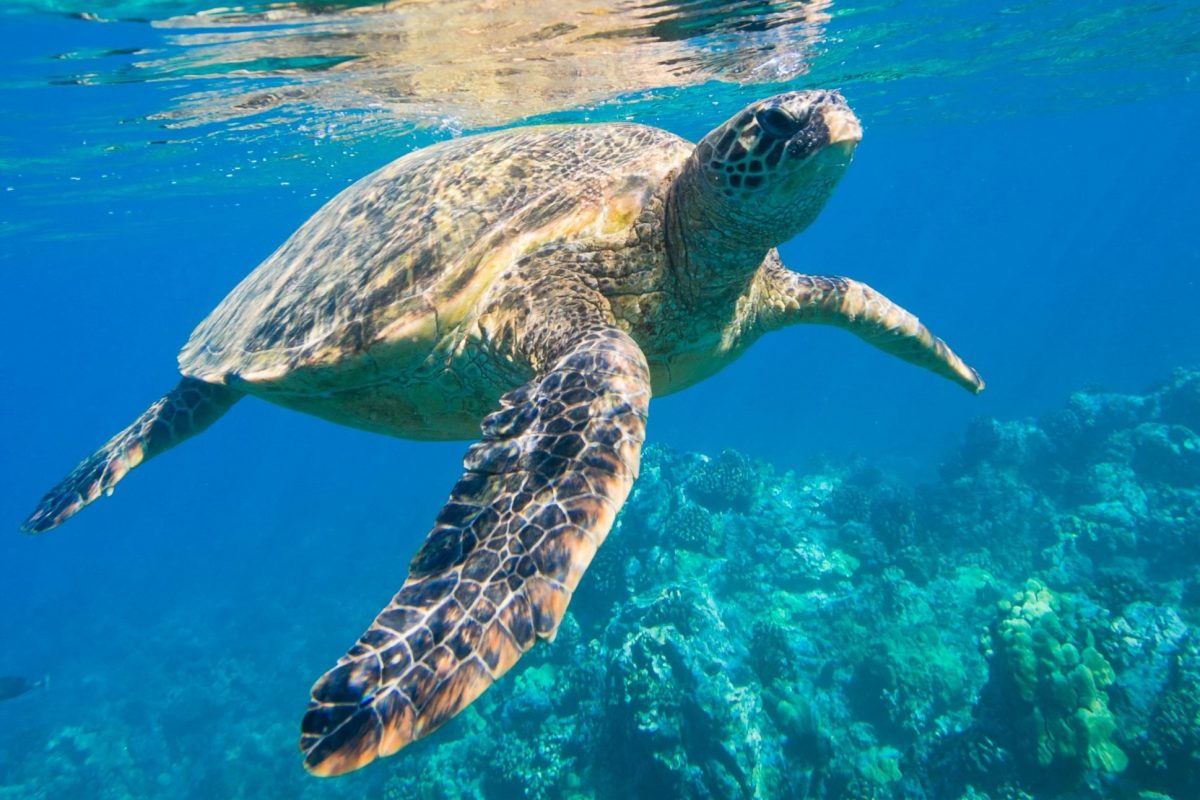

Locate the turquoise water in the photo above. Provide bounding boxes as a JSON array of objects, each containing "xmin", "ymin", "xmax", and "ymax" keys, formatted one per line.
[{"xmin": 1, "ymin": 2, "xmax": 1199, "ymax": 798}]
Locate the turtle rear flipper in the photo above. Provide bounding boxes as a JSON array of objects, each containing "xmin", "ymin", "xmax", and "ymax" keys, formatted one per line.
[
  {"xmin": 21, "ymin": 377, "xmax": 241, "ymax": 533},
  {"xmin": 300, "ymin": 327, "xmax": 649, "ymax": 776}
]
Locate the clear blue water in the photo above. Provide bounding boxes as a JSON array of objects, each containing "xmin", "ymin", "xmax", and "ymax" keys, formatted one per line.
[{"xmin": 1, "ymin": 2, "xmax": 1199, "ymax": 797}]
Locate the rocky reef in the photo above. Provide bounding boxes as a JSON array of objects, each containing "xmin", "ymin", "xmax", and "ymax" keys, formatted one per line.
[
  {"xmin": 2, "ymin": 370, "xmax": 1198, "ymax": 799},
  {"xmin": 383, "ymin": 368, "xmax": 1200, "ymax": 800}
]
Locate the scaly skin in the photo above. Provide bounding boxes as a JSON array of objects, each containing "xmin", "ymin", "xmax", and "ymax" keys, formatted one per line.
[
  {"xmin": 301, "ymin": 321, "xmax": 648, "ymax": 775},
  {"xmin": 747, "ymin": 254, "xmax": 984, "ymax": 393},
  {"xmin": 21, "ymin": 379, "xmax": 241, "ymax": 533},
  {"xmin": 22, "ymin": 91, "xmax": 984, "ymax": 775}
]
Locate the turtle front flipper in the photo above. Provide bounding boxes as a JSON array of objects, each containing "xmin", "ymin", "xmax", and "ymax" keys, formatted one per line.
[
  {"xmin": 756, "ymin": 262, "xmax": 985, "ymax": 393},
  {"xmin": 301, "ymin": 327, "xmax": 650, "ymax": 777},
  {"xmin": 21, "ymin": 377, "xmax": 242, "ymax": 533}
]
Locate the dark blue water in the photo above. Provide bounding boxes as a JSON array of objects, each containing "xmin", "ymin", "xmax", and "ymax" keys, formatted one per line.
[{"xmin": 1, "ymin": 3, "xmax": 1198, "ymax": 798}]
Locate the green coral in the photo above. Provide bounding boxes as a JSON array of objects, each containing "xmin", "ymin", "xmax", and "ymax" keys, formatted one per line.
[
  {"xmin": 603, "ymin": 585, "xmax": 786, "ymax": 798},
  {"xmin": 684, "ymin": 449, "xmax": 759, "ymax": 512},
  {"xmin": 855, "ymin": 745, "xmax": 903, "ymax": 785},
  {"xmin": 823, "ymin": 482, "xmax": 873, "ymax": 524},
  {"xmin": 1137, "ymin": 679, "xmax": 1200, "ymax": 795},
  {"xmin": 991, "ymin": 579, "xmax": 1128, "ymax": 773},
  {"xmin": 664, "ymin": 498, "xmax": 720, "ymax": 553}
]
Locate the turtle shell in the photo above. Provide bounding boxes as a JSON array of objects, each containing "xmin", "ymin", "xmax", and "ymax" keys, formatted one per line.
[{"xmin": 178, "ymin": 124, "xmax": 691, "ymax": 390}]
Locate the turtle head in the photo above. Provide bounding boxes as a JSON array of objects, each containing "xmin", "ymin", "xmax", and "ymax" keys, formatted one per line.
[{"xmin": 680, "ymin": 91, "xmax": 861, "ymax": 255}]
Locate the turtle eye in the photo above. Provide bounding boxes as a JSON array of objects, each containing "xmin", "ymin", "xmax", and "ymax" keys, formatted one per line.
[{"xmin": 755, "ymin": 106, "xmax": 805, "ymax": 140}]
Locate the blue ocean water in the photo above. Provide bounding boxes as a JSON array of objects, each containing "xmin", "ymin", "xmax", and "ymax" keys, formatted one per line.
[{"xmin": 1, "ymin": 2, "xmax": 1199, "ymax": 798}]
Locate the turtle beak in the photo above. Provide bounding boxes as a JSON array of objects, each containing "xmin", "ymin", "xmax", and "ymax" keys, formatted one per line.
[
  {"xmin": 812, "ymin": 91, "xmax": 862, "ymax": 158},
  {"xmin": 823, "ymin": 104, "xmax": 862, "ymax": 152}
]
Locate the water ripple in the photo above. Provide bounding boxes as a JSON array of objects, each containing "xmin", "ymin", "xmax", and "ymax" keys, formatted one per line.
[
  {"xmin": 9, "ymin": 0, "xmax": 1199, "ymax": 140},
  {"xmin": 2, "ymin": 0, "xmax": 1197, "ymax": 242}
]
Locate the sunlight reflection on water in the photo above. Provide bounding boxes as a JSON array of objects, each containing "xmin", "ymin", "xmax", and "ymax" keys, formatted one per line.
[{"xmin": 17, "ymin": 0, "xmax": 1199, "ymax": 142}]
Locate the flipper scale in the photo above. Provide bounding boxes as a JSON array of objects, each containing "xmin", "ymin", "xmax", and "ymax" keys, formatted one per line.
[
  {"xmin": 301, "ymin": 327, "xmax": 649, "ymax": 776},
  {"xmin": 21, "ymin": 378, "xmax": 241, "ymax": 533},
  {"xmin": 758, "ymin": 264, "xmax": 985, "ymax": 394}
]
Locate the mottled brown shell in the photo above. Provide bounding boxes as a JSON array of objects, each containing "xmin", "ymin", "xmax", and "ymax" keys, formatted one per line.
[{"xmin": 178, "ymin": 124, "xmax": 693, "ymax": 389}]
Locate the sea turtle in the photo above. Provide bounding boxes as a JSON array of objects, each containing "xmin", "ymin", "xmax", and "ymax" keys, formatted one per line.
[{"xmin": 22, "ymin": 91, "xmax": 983, "ymax": 776}]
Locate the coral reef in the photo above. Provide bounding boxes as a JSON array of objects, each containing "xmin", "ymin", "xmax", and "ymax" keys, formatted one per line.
[
  {"xmin": 983, "ymin": 579, "xmax": 1127, "ymax": 774},
  {"xmin": 3, "ymin": 369, "xmax": 1199, "ymax": 799},
  {"xmin": 373, "ymin": 368, "xmax": 1199, "ymax": 800},
  {"xmin": 683, "ymin": 449, "xmax": 759, "ymax": 513}
]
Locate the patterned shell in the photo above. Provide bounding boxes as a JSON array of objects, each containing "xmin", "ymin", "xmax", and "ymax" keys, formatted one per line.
[{"xmin": 178, "ymin": 124, "xmax": 692, "ymax": 387}]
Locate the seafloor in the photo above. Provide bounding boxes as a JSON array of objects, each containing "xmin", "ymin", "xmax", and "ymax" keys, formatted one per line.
[{"xmin": 5, "ymin": 369, "xmax": 1200, "ymax": 799}]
